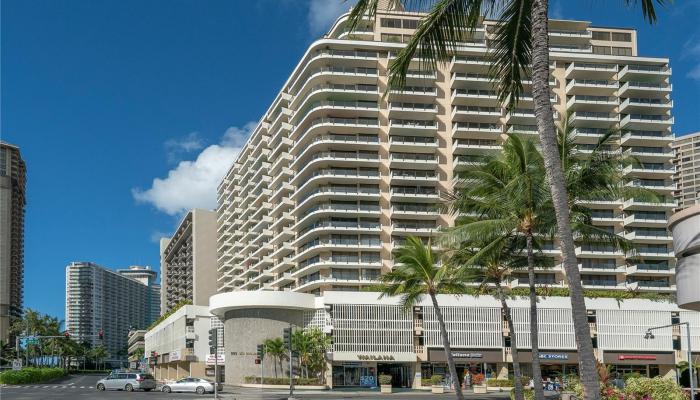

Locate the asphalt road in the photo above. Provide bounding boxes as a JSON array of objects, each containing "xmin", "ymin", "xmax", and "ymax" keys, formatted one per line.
[{"xmin": 0, "ymin": 374, "xmax": 512, "ymax": 400}]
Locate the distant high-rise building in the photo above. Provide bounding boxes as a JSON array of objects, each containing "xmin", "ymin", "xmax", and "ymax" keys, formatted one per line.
[
  {"xmin": 117, "ymin": 265, "xmax": 161, "ymax": 324},
  {"xmin": 673, "ymin": 132, "xmax": 700, "ymax": 210},
  {"xmin": 0, "ymin": 141, "xmax": 26, "ymax": 343},
  {"xmin": 159, "ymin": 209, "xmax": 217, "ymax": 313},
  {"xmin": 65, "ymin": 262, "xmax": 160, "ymax": 360}
]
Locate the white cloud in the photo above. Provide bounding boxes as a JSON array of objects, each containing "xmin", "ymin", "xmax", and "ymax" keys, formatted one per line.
[
  {"xmin": 132, "ymin": 123, "xmax": 255, "ymax": 215},
  {"xmin": 689, "ymin": 64, "xmax": 700, "ymax": 81},
  {"xmin": 164, "ymin": 132, "xmax": 205, "ymax": 162},
  {"xmin": 308, "ymin": 0, "xmax": 354, "ymax": 35}
]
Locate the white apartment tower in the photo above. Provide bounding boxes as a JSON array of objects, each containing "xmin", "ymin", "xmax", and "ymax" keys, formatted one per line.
[
  {"xmin": 216, "ymin": 8, "xmax": 676, "ymax": 295},
  {"xmin": 673, "ymin": 132, "xmax": 700, "ymax": 210},
  {"xmin": 65, "ymin": 262, "xmax": 160, "ymax": 359}
]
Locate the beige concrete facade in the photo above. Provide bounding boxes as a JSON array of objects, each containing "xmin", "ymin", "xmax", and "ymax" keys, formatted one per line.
[
  {"xmin": 0, "ymin": 141, "xmax": 25, "ymax": 343},
  {"xmin": 216, "ymin": 9, "xmax": 675, "ymax": 295},
  {"xmin": 160, "ymin": 209, "xmax": 218, "ymax": 312},
  {"xmin": 673, "ymin": 131, "xmax": 700, "ymax": 210}
]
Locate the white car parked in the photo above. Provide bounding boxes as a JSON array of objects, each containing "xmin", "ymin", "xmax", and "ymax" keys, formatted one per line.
[{"xmin": 161, "ymin": 377, "xmax": 221, "ymax": 394}]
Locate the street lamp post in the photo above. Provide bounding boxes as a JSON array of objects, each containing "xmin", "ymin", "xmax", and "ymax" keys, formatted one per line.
[{"xmin": 644, "ymin": 322, "xmax": 695, "ymax": 399}]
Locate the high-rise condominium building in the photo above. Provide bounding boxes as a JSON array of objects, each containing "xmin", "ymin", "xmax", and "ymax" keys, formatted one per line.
[
  {"xmin": 211, "ymin": 6, "xmax": 693, "ymax": 388},
  {"xmin": 65, "ymin": 262, "xmax": 160, "ymax": 359},
  {"xmin": 673, "ymin": 132, "xmax": 700, "ymax": 210},
  {"xmin": 160, "ymin": 209, "xmax": 217, "ymax": 313},
  {"xmin": 0, "ymin": 141, "xmax": 26, "ymax": 343},
  {"xmin": 216, "ymin": 8, "xmax": 676, "ymax": 296},
  {"xmin": 117, "ymin": 265, "xmax": 161, "ymax": 324}
]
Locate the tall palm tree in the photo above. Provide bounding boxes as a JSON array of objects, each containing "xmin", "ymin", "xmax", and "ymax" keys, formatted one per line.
[
  {"xmin": 349, "ymin": 2, "xmax": 667, "ymax": 398},
  {"xmin": 445, "ymin": 135, "xmax": 550, "ymax": 400},
  {"xmin": 380, "ymin": 236, "xmax": 468, "ymax": 400},
  {"xmin": 451, "ymin": 237, "xmax": 527, "ymax": 400},
  {"xmin": 90, "ymin": 345, "xmax": 109, "ymax": 371},
  {"xmin": 264, "ymin": 338, "xmax": 287, "ymax": 378}
]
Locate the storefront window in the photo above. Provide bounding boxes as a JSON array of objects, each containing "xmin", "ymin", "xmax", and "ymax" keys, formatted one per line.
[{"xmin": 332, "ymin": 364, "xmax": 376, "ymax": 387}]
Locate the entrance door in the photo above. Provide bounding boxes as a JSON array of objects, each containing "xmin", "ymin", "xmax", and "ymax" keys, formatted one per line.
[{"xmin": 378, "ymin": 364, "xmax": 410, "ymax": 388}]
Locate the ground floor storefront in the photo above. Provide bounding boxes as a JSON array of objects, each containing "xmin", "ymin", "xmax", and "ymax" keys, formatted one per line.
[{"xmin": 151, "ymin": 360, "xmax": 223, "ymax": 382}]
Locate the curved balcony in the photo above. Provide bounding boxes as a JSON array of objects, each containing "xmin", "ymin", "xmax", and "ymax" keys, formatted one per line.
[
  {"xmin": 291, "ymin": 66, "xmax": 378, "ymax": 98},
  {"xmin": 293, "ymin": 99, "xmax": 378, "ymax": 126},
  {"xmin": 292, "ymin": 83, "xmax": 378, "ymax": 110},
  {"xmin": 668, "ymin": 205, "xmax": 700, "ymax": 310},
  {"xmin": 294, "ymin": 116, "xmax": 379, "ymax": 143}
]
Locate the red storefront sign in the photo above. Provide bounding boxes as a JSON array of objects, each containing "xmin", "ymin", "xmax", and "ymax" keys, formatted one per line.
[{"xmin": 618, "ymin": 355, "xmax": 657, "ymax": 361}]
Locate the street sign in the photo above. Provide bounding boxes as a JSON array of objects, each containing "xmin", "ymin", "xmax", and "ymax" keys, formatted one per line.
[{"xmin": 12, "ymin": 359, "xmax": 22, "ymax": 370}]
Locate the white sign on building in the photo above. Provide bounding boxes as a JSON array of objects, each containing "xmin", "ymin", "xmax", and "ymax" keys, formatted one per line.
[
  {"xmin": 206, "ymin": 354, "xmax": 225, "ymax": 365},
  {"xmin": 169, "ymin": 350, "xmax": 181, "ymax": 362}
]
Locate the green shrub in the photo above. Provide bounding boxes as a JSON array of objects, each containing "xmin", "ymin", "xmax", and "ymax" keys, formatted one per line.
[
  {"xmin": 510, "ymin": 388, "xmax": 535, "ymax": 400},
  {"xmin": 488, "ymin": 378, "xmax": 515, "ymax": 387},
  {"xmin": 378, "ymin": 374, "xmax": 392, "ymax": 385},
  {"xmin": 420, "ymin": 377, "xmax": 432, "ymax": 387},
  {"xmin": 430, "ymin": 374, "xmax": 443, "ymax": 385},
  {"xmin": 0, "ymin": 368, "xmax": 66, "ymax": 385},
  {"xmin": 624, "ymin": 376, "xmax": 685, "ymax": 400},
  {"xmin": 622, "ymin": 372, "xmax": 642, "ymax": 381}
]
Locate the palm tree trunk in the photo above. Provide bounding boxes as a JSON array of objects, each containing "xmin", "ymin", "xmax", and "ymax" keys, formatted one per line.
[
  {"xmin": 529, "ymin": 1, "xmax": 601, "ymax": 399},
  {"xmin": 496, "ymin": 281, "xmax": 525, "ymax": 400},
  {"xmin": 429, "ymin": 293, "xmax": 464, "ymax": 400},
  {"xmin": 526, "ymin": 232, "xmax": 545, "ymax": 400}
]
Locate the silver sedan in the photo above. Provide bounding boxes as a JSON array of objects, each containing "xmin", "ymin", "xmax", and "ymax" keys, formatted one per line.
[{"xmin": 161, "ymin": 377, "xmax": 221, "ymax": 394}]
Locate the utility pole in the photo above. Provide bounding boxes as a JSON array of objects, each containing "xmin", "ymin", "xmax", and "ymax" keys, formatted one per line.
[
  {"xmin": 209, "ymin": 328, "xmax": 219, "ymax": 399},
  {"xmin": 645, "ymin": 323, "xmax": 695, "ymax": 399},
  {"xmin": 284, "ymin": 325, "xmax": 294, "ymax": 399}
]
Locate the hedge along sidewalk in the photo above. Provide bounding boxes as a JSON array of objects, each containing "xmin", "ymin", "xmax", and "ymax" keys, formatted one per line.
[{"xmin": 0, "ymin": 368, "xmax": 67, "ymax": 385}]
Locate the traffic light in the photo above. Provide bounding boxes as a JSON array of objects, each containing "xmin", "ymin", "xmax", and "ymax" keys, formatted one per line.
[
  {"xmin": 283, "ymin": 327, "xmax": 292, "ymax": 349},
  {"xmin": 209, "ymin": 328, "xmax": 218, "ymax": 354},
  {"xmin": 256, "ymin": 344, "xmax": 264, "ymax": 359},
  {"xmin": 64, "ymin": 330, "xmax": 70, "ymax": 339},
  {"xmin": 98, "ymin": 330, "xmax": 104, "ymax": 340}
]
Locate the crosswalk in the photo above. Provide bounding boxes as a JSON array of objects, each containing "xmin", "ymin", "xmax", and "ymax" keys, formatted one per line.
[{"xmin": 1, "ymin": 384, "xmax": 94, "ymax": 390}]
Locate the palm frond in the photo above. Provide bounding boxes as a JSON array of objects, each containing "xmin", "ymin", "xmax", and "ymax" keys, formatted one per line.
[
  {"xmin": 387, "ymin": 0, "xmax": 494, "ymax": 90},
  {"xmin": 488, "ymin": 0, "xmax": 533, "ymax": 109}
]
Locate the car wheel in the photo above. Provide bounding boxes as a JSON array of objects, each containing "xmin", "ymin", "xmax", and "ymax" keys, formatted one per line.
[
  {"xmin": 96, "ymin": 383, "xmax": 105, "ymax": 391},
  {"xmin": 125, "ymin": 384, "xmax": 134, "ymax": 392},
  {"xmin": 196, "ymin": 386, "xmax": 205, "ymax": 395},
  {"xmin": 162, "ymin": 386, "xmax": 171, "ymax": 393}
]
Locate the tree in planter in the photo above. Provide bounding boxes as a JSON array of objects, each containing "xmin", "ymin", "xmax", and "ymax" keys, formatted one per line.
[
  {"xmin": 264, "ymin": 338, "xmax": 288, "ymax": 378},
  {"xmin": 377, "ymin": 236, "xmax": 469, "ymax": 400},
  {"xmin": 291, "ymin": 328, "xmax": 331, "ymax": 382},
  {"xmin": 348, "ymin": 1, "xmax": 668, "ymax": 399}
]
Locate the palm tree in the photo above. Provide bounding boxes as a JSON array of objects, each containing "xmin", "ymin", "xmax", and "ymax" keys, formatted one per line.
[
  {"xmin": 349, "ymin": 2, "xmax": 667, "ymax": 398},
  {"xmin": 292, "ymin": 330, "xmax": 314, "ymax": 379},
  {"xmin": 379, "ymin": 236, "xmax": 468, "ymax": 400},
  {"xmin": 452, "ymin": 238, "xmax": 527, "ymax": 400},
  {"xmin": 90, "ymin": 345, "xmax": 109, "ymax": 371},
  {"xmin": 445, "ymin": 134, "xmax": 550, "ymax": 400},
  {"xmin": 264, "ymin": 338, "xmax": 287, "ymax": 378}
]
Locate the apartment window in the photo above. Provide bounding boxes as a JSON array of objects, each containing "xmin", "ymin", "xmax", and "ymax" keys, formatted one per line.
[
  {"xmin": 402, "ymin": 19, "xmax": 419, "ymax": 29},
  {"xmin": 612, "ymin": 47, "xmax": 632, "ymax": 56},
  {"xmin": 592, "ymin": 31, "xmax": 611, "ymax": 41},
  {"xmin": 611, "ymin": 32, "xmax": 632, "ymax": 42},
  {"xmin": 593, "ymin": 46, "xmax": 612, "ymax": 55},
  {"xmin": 381, "ymin": 33, "xmax": 404, "ymax": 43},
  {"xmin": 381, "ymin": 18, "xmax": 402, "ymax": 28}
]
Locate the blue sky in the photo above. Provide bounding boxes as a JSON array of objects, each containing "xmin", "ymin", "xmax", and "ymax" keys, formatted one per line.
[{"xmin": 2, "ymin": 0, "xmax": 699, "ymax": 322}]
